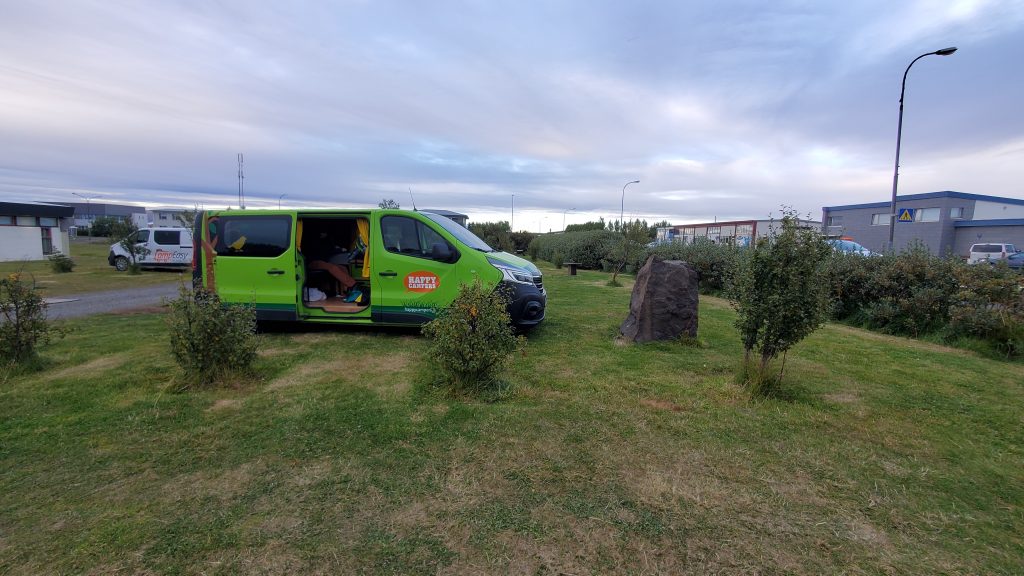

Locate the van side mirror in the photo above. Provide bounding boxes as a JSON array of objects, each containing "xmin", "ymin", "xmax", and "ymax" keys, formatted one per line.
[{"xmin": 431, "ymin": 242, "xmax": 452, "ymax": 262}]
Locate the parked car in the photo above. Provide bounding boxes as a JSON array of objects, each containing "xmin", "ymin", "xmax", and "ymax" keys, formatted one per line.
[
  {"xmin": 1001, "ymin": 252, "xmax": 1024, "ymax": 270},
  {"xmin": 828, "ymin": 239, "xmax": 877, "ymax": 257},
  {"xmin": 968, "ymin": 243, "xmax": 1019, "ymax": 265},
  {"xmin": 108, "ymin": 226, "xmax": 193, "ymax": 271}
]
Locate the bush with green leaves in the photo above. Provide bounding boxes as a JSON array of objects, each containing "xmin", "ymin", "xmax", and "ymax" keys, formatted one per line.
[
  {"xmin": 468, "ymin": 221, "xmax": 515, "ymax": 252},
  {"xmin": 730, "ymin": 213, "xmax": 833, "ymax": 396},
  {"xmin": 167, "ymin": 285, "xmax": 259, "ymax": 387},
  {"xmin": 422, "ymin": 279, "xmax": 524, "ymax": 392},
  {"xmin": 1, "ymin": 274, "xmax": 62, "ymax": 365},
  {"xmin": 827, "ymin": 243, "xmax": 961, "ymax": 336},
  {"xmin": 644, "ymin": 239, "xmax": 745, "ymax": 294},
  {"xmin": 47, "ymin": 252, "xmax": 75, "ymax": 273},
  {"xmin": 946, "ymin": 264, "xmax": 1024, "ymax": 358},
  {"xmin": 110, "ymin": 220, "xmax": 150, "ymax": 274},
  {"xmin": 529, "ymin": 229, "xmax": 620, "ymax": 269}
]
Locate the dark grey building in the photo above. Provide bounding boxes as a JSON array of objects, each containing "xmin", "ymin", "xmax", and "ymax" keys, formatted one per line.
[{"xmin": 822, "ymin": 191, "xmax": 1024, "ymax": 256}]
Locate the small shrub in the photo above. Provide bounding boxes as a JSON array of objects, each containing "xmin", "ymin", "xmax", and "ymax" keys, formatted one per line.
[
  {"xmin": 730, "ymin": 211, "xmax": 832, "ymax": 395},
  {"xmin": 422, "ymin": 279, "xmax": 524, "ymax": 393},
  {"xmin": 48, "ymin": 252, "xmax": 75, "ymax": 273},
  {"xmin": 552, "ymin": 251, "xmax": 564, "ymax": 269},
  {"xmin": 167, "ymin": 285, "xmax": 259, "ymax": 388},
  {"xmin": 0, "ymin": 273, "xmax": 62, "ymax": 364}
]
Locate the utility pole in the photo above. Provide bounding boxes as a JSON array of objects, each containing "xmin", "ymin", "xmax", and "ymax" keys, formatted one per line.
[{"xmin": 237, "ymin": 153, "xmax": 246, "ymax": 209}]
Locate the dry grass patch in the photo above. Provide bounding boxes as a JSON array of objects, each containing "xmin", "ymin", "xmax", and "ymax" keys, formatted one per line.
[{"xmin": 45, "ymin": 352, "xmax": 130, "ymax": 381}]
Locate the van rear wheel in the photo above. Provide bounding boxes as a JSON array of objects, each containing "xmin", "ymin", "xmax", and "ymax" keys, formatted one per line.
[{"xmin": 114, "ymin": 256, "xmax": 129, "ymax": 272}]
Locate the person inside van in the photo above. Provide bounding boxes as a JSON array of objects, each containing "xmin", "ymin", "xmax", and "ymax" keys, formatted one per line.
[{"xmin": 307, "ymin": 231, "xmax": 362, "ymax": 302}]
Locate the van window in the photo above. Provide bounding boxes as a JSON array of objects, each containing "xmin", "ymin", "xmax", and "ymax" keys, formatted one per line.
[
  {"xmin": 154, "ymin": 230, "xmax": 180, "ymax": 245},
  {"xmin": 972, "ymin": 244, "xmax": 1000, "ymax": 253},
  {"xmin": 135, "ymin": 229, "xmax": 151, "ymax": 243},
  {"xmin": 214, "ymin": 216, "xmax": 292, "ymax": 257},
  {"xmin": 381, "ymin": 216, "xmax": 455, "ymax": 260}
]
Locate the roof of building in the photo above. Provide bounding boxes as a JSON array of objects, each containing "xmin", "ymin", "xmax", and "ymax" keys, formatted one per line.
[
  {"xmin": 824, "ymin": 191, "xmax": 1024, "ymax": 212},
  {"xmin": 953, "ymin": 218, "xmax": 1024, "ymax": 228},
  {"xmin": 422, "ymin": 209, "xmax": 467, "ymax": 218},
  {"xmin": 0, "ymin": 201, "xmax": 75, "ymax": 218},
  {"xmin": 65, "ymin": 202, "xmax": 146, "ymax": 216}
]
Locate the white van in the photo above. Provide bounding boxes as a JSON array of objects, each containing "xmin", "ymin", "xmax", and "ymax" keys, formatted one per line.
[
  {"xmin": 968, "ymin": 243, "xmax": 1018, "ymax": 265},
  {"xmin": 108, "ymin": 227, "xmax": 193, "ymax": 271}
]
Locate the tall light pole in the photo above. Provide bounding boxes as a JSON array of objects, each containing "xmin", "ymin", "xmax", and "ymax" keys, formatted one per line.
[
  {"xmin": 72, "ymin": 192, "xmax": 99, "ymax": 236},
  {"xmin": 562, "ymin": 208, "xmax": 575, "ymax": 232},
  {"xmin": 511, "ymin": 193, "xmax": 515, "ymax": 232},
  {"xmin": 620, "ymin": 180, "xmax": 639, "ymax": 232},
  {"xmin": 278, "ymin": 193, "xmax": 286, "ymax": 209},
  {"xmin": 887, "ymin": 47, "xmax": 957, "ymax": 251}
]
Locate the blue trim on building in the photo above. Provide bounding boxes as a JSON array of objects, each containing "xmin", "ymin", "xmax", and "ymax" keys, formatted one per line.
[
  {"xmin": 823, "ymin": 191, "xmax": 1024, "ymax": 212},
  {"xmin": 954, "ymin": 219, "xmax": 1024, "ymax": 228}
]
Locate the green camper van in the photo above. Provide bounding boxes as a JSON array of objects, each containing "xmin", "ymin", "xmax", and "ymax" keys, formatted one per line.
[{"xmin": 193, "ymin": 209, "xmax": 546, "ymax": 328}]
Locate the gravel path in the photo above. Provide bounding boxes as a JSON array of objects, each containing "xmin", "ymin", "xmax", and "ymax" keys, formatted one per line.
[{"xmin": 44, "ymin": 282, "xmax": 185, "ymax": 320}]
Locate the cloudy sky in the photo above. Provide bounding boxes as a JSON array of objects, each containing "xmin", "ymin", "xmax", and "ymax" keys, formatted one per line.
[{"xmin": 2, "ymin": 0, "xmax": 1022, "ymax": 229}]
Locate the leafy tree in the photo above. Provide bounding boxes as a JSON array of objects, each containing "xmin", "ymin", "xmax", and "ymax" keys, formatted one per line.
[
  {"xmin": 468, "ymin": 221, "xmax": 514, "ymax": 252},
  {"xmin": 111, "ymin": 220, "xmax": 150, "ymax": 274},
  {"xmin": 606, "ymin": 220, "xmax": 651, "ymax": 285},
  {"xmin": 175, "ymin": 206, "xmax": 199, "ymax": 238},
  {"xmin": 378, "ymin": 198, "xmax": 401, "ymax": 209},
  {"xmin": 730, "ymin": 210, "xmax": 832, "ymax": 396},
  {"xmin": 649, "ymin": 220, "xmax": 673, "ymax": 240},
  {"xmin": 86, "ymin": 216, "xmax": 119, "ymax": 238},
  {"xmin": 565, "ymin": 218, "xmax": 607, "ymax": 233}
]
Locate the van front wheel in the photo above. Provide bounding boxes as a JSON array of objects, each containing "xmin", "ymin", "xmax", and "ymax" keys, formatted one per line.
[{"xmin": 114, "ymin": 256, "xmax": 129, "ymax": 272}]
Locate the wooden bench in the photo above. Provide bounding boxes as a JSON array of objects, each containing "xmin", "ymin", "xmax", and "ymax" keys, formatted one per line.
[{"xmin": 564, "ymin": 262, "xmax": 581, "ymax": 276}]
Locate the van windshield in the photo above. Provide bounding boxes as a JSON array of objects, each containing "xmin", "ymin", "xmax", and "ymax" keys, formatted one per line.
[{"xmin": 422, "ymin": 212, "xmax": 494, "ymax": 252}]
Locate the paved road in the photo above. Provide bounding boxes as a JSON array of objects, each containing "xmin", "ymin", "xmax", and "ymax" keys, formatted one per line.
[{"xmin": 44, "ymin": 282, "xmax": 185, "ymax": 320}]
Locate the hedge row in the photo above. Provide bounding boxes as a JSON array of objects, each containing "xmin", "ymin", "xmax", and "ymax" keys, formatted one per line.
[
  {"xmin": 527, "ymin": 231, "xmax": 1024, "ymax": 358},
  {"xmin": 527, "ymin": 230, "xmax": 621, "ymax": 270}
]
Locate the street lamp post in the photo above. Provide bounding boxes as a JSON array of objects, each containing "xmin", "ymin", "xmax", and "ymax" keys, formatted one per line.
[
  {"xmin": 511, "ymin": 193, "xmax": 515, "ymax": 232},
  {"xmin": 887, "ymin": 47, "xmax": 957, "ymax": 251},
  {"xmin": 72, "ymin": 192, "xmax": 99, "ymax": 236},
  {"xmin": 620, "ymin": 180, "xmax": 639, "ymax": 232},
  {"xmin": 562, "ymin": 208, "xmax": 575, "ymax": 232}
]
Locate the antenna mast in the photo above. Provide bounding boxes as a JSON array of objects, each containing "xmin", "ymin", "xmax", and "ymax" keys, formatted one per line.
[
  {"xmin": 408, "ymin": 187, "xmax": 417, "ymax": 211},
  {"xmin": 237, "ymin": 153, "xmax": 246, "ymax": 209}
]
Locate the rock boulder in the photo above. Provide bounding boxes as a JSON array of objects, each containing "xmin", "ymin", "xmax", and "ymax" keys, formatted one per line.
[{"xmin": 619, "ymin": 255, "xmax": 699, "ymax": 343}]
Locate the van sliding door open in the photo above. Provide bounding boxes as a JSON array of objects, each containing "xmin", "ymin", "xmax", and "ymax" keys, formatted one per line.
[{"xmin": 205, "ymin": 213, "xmax": 298, "ymax": 321}]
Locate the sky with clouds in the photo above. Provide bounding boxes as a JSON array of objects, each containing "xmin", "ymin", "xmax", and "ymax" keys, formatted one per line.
[{"xmin": 1, "ymin": 0, "xmax": 1022, "ymax": 229}]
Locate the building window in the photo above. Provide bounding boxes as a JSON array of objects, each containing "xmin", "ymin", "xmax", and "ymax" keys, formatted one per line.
[
  {"xmin": 827, "ymin": 216, "xmax": 842, "ymax": 226},
  {"xmin": 871, "ymin": 213, "xmax": 889, "ymax": 226},
  {"xmin": 682, "ymin": 227, "xmax": 695, "ymax": 236},
  {"xmin": 39, "ymin": 217, "xmax": 58, "ymax": 227},
  {"xmin": 41, "ymin": 228, "xmax": 54, "ymax": 255},
  {"xmin": 16, "ymin": 216, "xmax": 37, "ymax": 226},
  {"xmin": 707, "ymin": 226, "xmax": 721, "ymax": 235},
  {"xmin": 915, "ymin": 207, "xmax": 940, "ymax": 222},
  {"xmin": 0, "ymin": 216, "xmax": 11, "ymax": 225},
  {"xmin": 950, "ymin": 207, "xmax": 965, "ymax": 219},
  {"xmin": 735, "ymin": 224, "xmax": 753, "ymax": 236}
]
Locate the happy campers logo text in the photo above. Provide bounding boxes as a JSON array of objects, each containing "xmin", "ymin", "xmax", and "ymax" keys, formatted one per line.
[{"xmin": 405, "ymin": 271, "xmax": 440, "ymax": 292}]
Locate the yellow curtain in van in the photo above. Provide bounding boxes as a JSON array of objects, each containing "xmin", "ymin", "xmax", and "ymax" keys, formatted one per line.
[
  {"xmin": 357, "ymin": 218, "xmax": 370, "ymax": 278},
  {"xmin": 296, "ymin": 219, "xmax": 303, "ymax": 252}
]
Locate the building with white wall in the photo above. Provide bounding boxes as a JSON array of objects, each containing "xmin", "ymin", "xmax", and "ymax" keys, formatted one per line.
[{"xmin": 0, "ymin": 201, "xmax": 75, "ymax": 261}]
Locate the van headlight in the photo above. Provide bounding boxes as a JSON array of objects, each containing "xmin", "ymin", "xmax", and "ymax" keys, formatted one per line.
[{"xmin": 494, "ymin": 264, "xmax": 535, "ymax": 285}]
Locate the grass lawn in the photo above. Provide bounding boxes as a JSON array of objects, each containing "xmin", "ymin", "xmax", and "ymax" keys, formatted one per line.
[
  {"xmin": 0, "ymin": 238, "xmax": 185, "ymax": 297},
  {"xmin": 1, "ymin": 265, "xmax": 1022, "ymax": 574}
]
